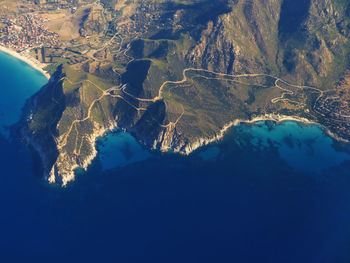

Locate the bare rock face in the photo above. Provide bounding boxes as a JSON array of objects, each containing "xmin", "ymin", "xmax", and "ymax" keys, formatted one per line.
[{"xmin": 187, "ymin": 20, "xmax": 235, "ymax": 73}]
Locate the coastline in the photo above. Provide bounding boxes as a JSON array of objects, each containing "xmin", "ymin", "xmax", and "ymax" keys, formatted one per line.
[
  {"xmin": 173, "ymin": 114, "xmax": 344, "ymax": 155},
  {"xmin": 48, "ymin": 121, "xmax": 117, "ymax": 186},
  {"xmin": 0, "ymin": 45, "xmax": 50, "ymax": 79},
  {"xmin": 30, "ymin": 112, "xmax": 348, "ymax": 186}
]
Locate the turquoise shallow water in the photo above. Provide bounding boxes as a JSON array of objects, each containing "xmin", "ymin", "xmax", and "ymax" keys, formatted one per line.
[
  {"xmin": 98, "ymin": 121, "xmax": 350, "ymax": 174},
  {"xmin": 97, "ymin": 129, "xmax": 152, "ymax": 170},
  {"xmin": 2, "ymin": 51, "xmax": 350, "ymax": 263},
  {"xmin": 0, "ymin": 51, "xmax": 47, "ymax": 135},
  {"xmin": 235, "ymin": 121, "xmax": 350, "ymax": 173}
]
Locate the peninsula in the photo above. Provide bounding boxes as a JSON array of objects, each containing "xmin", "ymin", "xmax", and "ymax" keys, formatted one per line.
[{"xmin": 2, "ymin": 0, "xmax": 349, "ymax": 185}]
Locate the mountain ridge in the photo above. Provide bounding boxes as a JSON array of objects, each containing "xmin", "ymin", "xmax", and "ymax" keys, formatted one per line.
[{"xmin": 17, "ymin": 0, "xmax": 350, "ymax": 185}]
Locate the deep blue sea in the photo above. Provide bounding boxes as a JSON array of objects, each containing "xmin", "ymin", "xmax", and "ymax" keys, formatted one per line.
[{"xmin": 2, "ymin": 51, "xmax": 350, "ymax": 263}]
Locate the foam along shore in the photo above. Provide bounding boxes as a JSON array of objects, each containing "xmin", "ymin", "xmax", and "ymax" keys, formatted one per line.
[{"xmin": 0, "ymin": 45, "xmax": 50, "ymax": 80}]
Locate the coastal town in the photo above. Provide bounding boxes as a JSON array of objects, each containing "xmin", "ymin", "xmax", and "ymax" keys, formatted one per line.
[
  {"xmin": 0, "ymin": 0, "xmax": 145, "ymax": 65},
  {"xmin": 0, "ymin": 0, "xmax": 97, "ymax": 53},
  {"xmin": 0, "ymin": 14, "xmax": 59, "ymax": 52},
  {"xmin": 0, "ymin": 0, "xmax": 74, "ymax": 52}
]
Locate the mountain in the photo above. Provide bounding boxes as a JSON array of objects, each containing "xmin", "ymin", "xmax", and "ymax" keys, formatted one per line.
[{"xmin": 20, "ymin": 0, "xmax": 350, "ymax": 185}]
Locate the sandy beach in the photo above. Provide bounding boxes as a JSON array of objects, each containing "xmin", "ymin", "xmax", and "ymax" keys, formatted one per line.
[{"xmin": 0, "ymin": 45, "xmax": 50, "ymax": 79}]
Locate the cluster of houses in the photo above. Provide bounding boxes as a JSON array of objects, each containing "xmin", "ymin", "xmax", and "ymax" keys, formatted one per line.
[{"xmin": 0, "ymin": 14, "xmax": 59, "ymax": 52}]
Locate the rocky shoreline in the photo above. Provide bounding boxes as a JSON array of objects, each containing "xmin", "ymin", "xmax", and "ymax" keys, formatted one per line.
[
  {"xmin": 42, "ymin": 112, "xmax": 350, "ymax": 186},
  {"xmin": 47, "ymin": 121, "xmax": 118, "ymax": 186},
  {"xmin": 168, "ymin": 114, "xmax": 337, "ymax": 156}
]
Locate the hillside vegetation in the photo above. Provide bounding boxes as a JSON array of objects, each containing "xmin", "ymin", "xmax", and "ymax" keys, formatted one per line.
[{"xmin": 20, "ymin": 0, "xmax": 350, "ymax": 185}]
